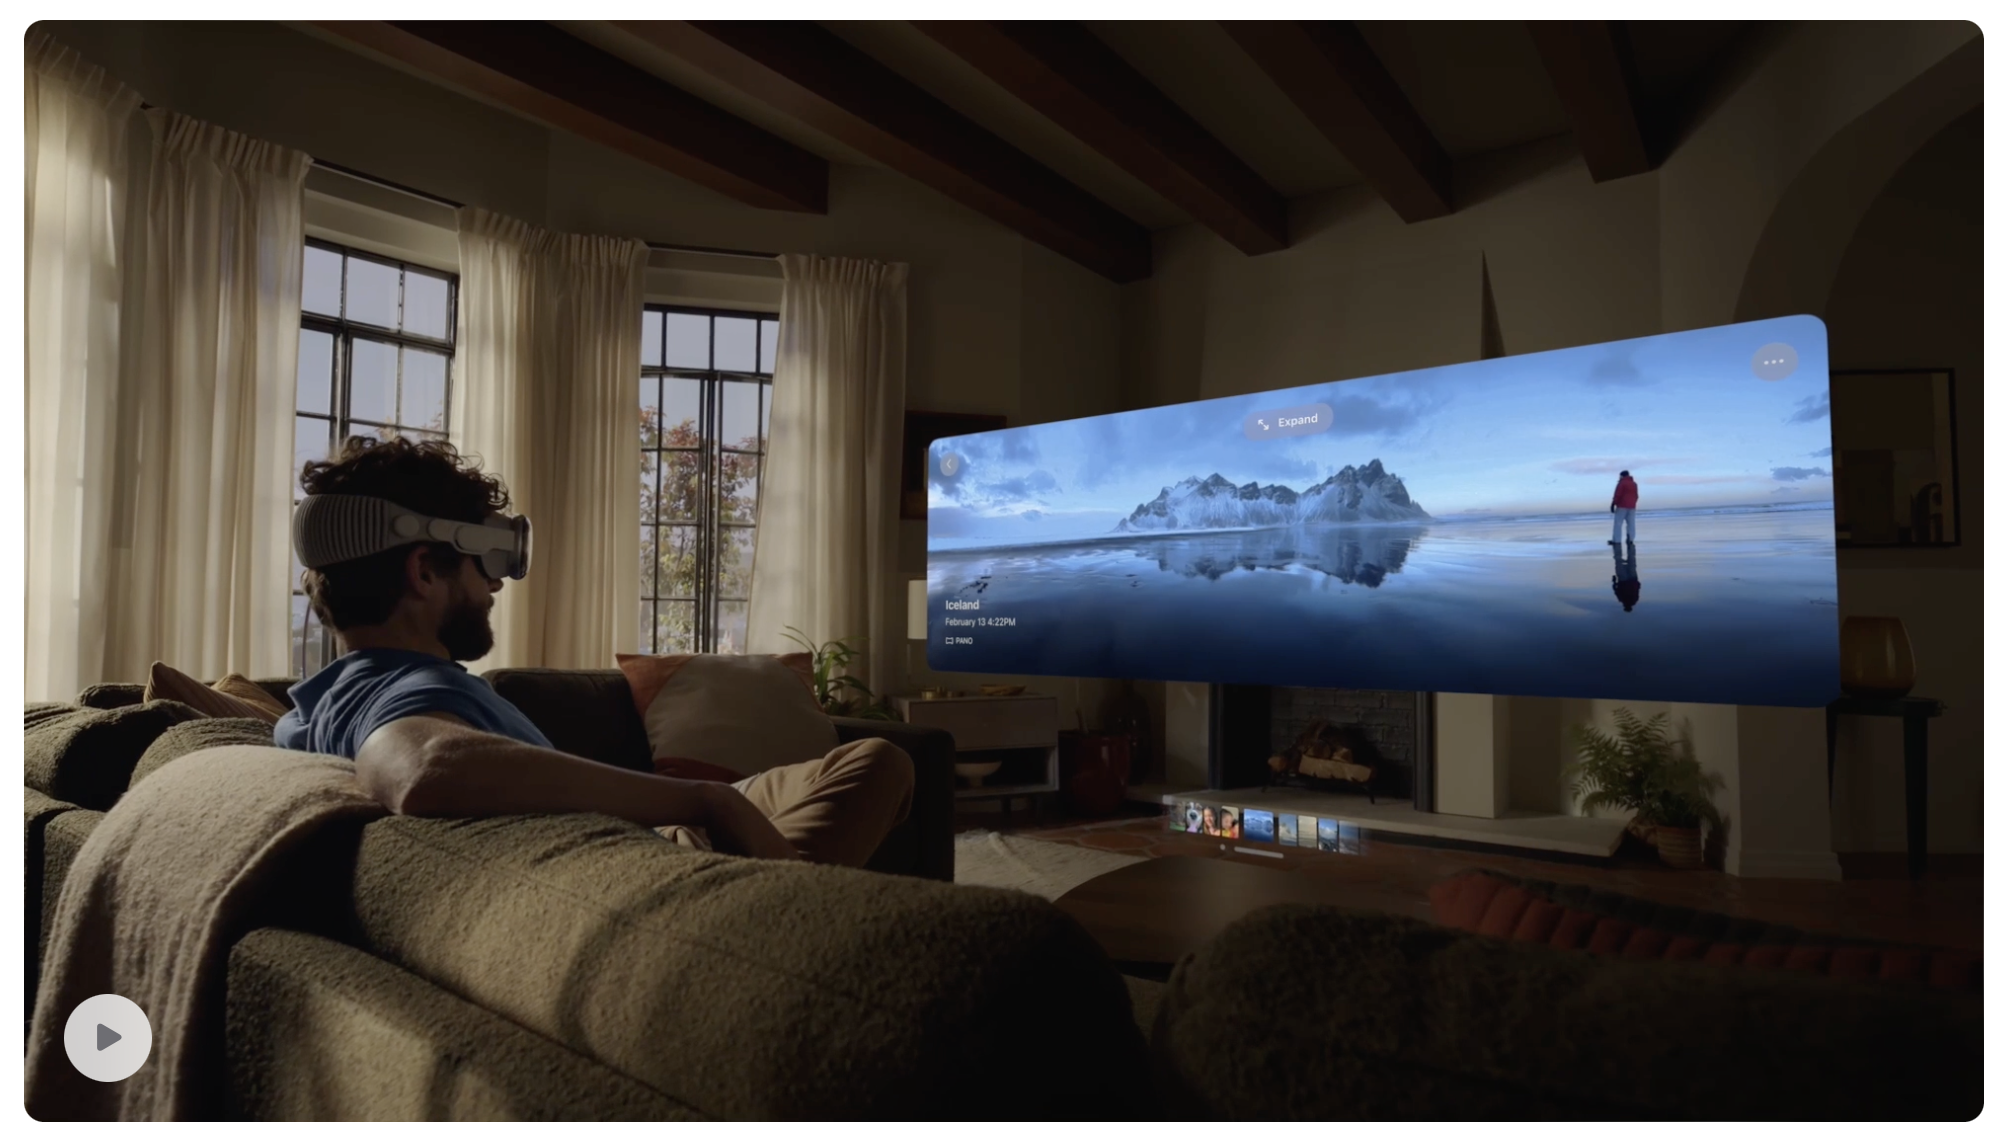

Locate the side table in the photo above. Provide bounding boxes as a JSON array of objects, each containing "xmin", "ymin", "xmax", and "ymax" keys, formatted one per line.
[
  {"xmin": 1825, "ymin": 695, "xmax": 1945, "ymax": 879},
  {"xmin": 892, "ymin": 694, "xmax": 1060, "ymax": 816}
]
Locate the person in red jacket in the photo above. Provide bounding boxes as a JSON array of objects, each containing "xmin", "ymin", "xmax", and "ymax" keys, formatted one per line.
[{"xmin": 1609, "ymin": 470, "xmax": 1639, "ymax": 546}]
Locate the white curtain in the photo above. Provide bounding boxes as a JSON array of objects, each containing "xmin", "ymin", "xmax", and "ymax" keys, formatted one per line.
[
  {"xmin": 746, "ymin": 255, "xmax": 909, "ymax": 692},
  {"xmin": 24, "ymin": 33, "xmax": 141, "ymax": 702},
  {"xmin": 101, "ymin": 108, "xmax": 310, "ymax": 683},
  {"xmin": 452, "ymin": 207, "xmax": 645, "ymax": 671}
]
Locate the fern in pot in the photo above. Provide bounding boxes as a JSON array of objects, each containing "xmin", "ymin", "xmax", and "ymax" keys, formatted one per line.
[{"xmin": 1566, "ymin": 708, "xmax": 1723, "ymax": 869}]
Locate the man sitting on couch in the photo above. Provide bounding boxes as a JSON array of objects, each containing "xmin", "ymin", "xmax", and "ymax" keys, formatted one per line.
[{"xmin": 276, "ymin": 435, "xmax": 912, "ymax": 866}]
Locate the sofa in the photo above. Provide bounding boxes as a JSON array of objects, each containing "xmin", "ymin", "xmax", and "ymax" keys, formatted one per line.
[
  {"xmin": 23, "ymin": 673, "xmax": 1985, "ymax": 1120},
  {"xmin": 25, "ymin": 672, "xmax": 1154, "ymax": 1118}
]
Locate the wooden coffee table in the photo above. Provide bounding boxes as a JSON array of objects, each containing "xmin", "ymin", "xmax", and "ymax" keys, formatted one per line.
[{"xmin": 1053, "ymin": 854, "xmax": 1433, "ymax": 978}]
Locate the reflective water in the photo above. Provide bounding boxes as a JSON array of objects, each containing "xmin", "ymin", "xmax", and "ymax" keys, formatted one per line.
[{"xmin": 927, "ymin": 505, "xmax": 1840, "ymax": 707}]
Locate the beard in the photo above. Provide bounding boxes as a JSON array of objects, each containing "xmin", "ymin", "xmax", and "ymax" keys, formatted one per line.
[{"xmin": 438, "ymin": 581, "xmax": 496, "ymax": 663}]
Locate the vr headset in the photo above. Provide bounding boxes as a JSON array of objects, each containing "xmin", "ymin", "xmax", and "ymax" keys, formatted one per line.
[{"xmin": 293, "ymin": 495, "xmax": 531, "ymax": 581}]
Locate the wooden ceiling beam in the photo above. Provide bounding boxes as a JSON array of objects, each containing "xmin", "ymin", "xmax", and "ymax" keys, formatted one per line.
[
  {"xmin": 313, "ymin": 21, "xmax": 828, "ymax": 213},
  {"xmin": 917, "ymin": 20, "xmax": 1288, "ymax": 256},
  {"xmin": 1223, "ymin": 21, "xmax": 1453, "ymax": 223},
  {"xmin": 1527, "ymin": 21, "xmax": 1654, "ymax": 182},
  {"xmin": 618, "ymin": 20, "xmax": 1153, "ymax": 283}
]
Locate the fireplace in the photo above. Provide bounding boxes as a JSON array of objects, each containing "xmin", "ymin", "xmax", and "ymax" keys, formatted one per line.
[{"xmin": 1208, "ymin": 685, "xmax": 1435, "ymax": 809}]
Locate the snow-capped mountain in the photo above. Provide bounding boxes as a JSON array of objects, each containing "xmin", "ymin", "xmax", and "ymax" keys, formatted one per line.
[{"xmin": 1115, "ymin": 460, "xmax": 1430, "ymax": 532}]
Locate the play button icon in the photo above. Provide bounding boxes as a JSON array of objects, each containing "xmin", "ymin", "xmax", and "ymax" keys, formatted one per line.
[{"xmin": 63, "ymin": 994, "xmax": 152, "ymax": 1082}]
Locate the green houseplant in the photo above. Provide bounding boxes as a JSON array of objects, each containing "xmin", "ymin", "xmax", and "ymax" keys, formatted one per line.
[
  {"xmin": 1566, "ymin": 708, "xmax": 1723, "ymax": 869},
  {"xmin": 783, "ymin": 626, "xmax": 898, "ymax": 722}
]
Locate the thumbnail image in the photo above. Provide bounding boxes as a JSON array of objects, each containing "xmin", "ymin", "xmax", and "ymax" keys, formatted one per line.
[
  {"xmin": 1195, "ymin": 803, "xmax": 1219, "ymax": 836},
  {"xmin": 1169, "ymin": 799, "xmax": 1191, "ymax": 832},
  {"xmin": 1318, "ymin": 818, "xmax": 1341, "ymax": 852},
  {"xmin": 925, "ymin": 315, "xmax": 1839, "ymax": 709},
  {"xmin": 1277, "ymin": 814, "xmax": 1299, "ymax": 848},
  {"xmin": 1242, "ymin": 808, "xmax": 1276, "ymax": 843},
  {"xmin": 1340, "ymin": 821, "xmax": 1363, "ymax": 855},
  {"xmin": 1296, "ymin": 815, "xmax": 1319, "ymax": 847},
  {"xmin": 1219, "ymin": 806, "xmax": 1242, "ymax": 839}
]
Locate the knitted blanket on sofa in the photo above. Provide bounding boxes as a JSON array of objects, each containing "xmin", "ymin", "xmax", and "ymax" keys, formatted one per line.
[{"xmin": 25, "ymin": 747, "xmax": 383, "ymax": 1120}]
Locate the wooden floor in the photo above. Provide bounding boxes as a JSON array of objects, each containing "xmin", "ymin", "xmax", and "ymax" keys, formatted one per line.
[{"xmin": 962, "ymin": 805, "xmax": 1984, "ymax": 954}]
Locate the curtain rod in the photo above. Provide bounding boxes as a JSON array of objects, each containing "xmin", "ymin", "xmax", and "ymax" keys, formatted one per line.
[{"xmin": 311, "ymin": 157, "xmax": 781, "ymax": 261}]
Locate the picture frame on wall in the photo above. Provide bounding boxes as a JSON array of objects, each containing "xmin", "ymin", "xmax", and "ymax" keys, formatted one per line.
[
  {"xmin": 1829, "ymin": 369, "xmax": 1961, "ymax": 547},
  {"xmin": 901, "ymin": 410, "xmax": 1007, "ymax": 520}
]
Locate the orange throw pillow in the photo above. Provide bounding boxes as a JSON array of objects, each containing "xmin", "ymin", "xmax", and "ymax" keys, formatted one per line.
[{"xmin": 144, "ymin": 663, "xmax": 289, "ymax": 727}]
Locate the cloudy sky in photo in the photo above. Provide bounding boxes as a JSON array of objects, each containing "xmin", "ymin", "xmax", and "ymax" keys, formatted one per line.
[{"xmin": 930, "ymin": 314, "xmax": 1832, "ymax": 535}]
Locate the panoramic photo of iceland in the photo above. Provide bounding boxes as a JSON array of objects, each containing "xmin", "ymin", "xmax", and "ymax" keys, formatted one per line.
[{"xmin": 924, "ymin": 314, "xmax": 1839, "ymax": 708}]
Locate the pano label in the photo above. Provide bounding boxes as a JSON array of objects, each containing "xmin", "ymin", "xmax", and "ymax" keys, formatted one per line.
[{"xmin": 922, "ymin": 315, "xmax": 1838, "ymax": 709}]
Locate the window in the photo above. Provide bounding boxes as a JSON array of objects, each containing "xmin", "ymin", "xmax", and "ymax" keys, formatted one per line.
[
  {"xmin": 640, "ymin": 306, "xmax": 778, "ymax": 654},
  {"xmin": 292, "ymin": 239, "xmax": 459, "ymax": 678}
]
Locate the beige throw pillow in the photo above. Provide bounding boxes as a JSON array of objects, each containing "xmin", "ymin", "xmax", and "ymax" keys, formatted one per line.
[
  {"xmin": 616, "ymin": 652, "xmax": 837, "ymax": 779},
  {"xmin": 144, "ymin": 663, "xmax": 290, "ymax": 727}
]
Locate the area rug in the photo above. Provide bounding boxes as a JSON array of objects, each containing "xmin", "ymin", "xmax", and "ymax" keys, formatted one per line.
[{"xmin": 953, "ymin": 830, "xmax": 1146, "ymax": 900}]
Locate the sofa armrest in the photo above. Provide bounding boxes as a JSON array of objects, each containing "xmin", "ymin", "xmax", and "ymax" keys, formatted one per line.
[{"xmin": 830, "ymin": 718, "xmax": 955, "ymax": 882}]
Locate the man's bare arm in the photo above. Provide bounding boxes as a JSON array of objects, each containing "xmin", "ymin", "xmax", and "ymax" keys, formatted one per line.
[{"xmin": 355, "ymin": 714, "xmax": 797, "ymax": 860}]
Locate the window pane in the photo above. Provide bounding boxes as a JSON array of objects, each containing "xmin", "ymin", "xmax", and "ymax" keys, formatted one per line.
[
  {"xmin": 720, "ymin": 456, "xmax": 758, "ymax": 525},
  {"xmin": 759, "ymin": 319, "xmax": 779, "ymax": 375},
  {"xmin": 720, "ymin": 380, "xmax": 761, "ymax": 451},
  {"xmin": 642, "ymin": 310, "xmax": 663, "ymax": 368},
  {"xmin": 639, "ymin": 376, "xmax": 660, "ymax": 449},
  {"xmin": 655, "ymin": 602, "xmax": 696, "ymax": 655},
  {"xmin": 291, "ymin": 594, "xmax": 309, "ymax": 676},
  {"xmin": 303, "ymin": 602, "xmax": 329, "ymax": 677},
  {"xmin": 639, "ymin": 447, "xmax": 659, "ymax": 525},
  {"xmin": 404, "ymin": 270, "xmax": 451, "ymax": 339},
  {"xmin": 659, "ymin": 451, "xmax": 703, "ymax": 524},
  {"xmin": 294, "ymin": 416, "xmax": 330, "ymax": 497},
  {"xmin": 717, "ymin": 526, "xmax": 756, "ymax": 596},
  {"xmin": 302, "ymin": 245, "xmax": 342, "ymax": 318},
  {"xmin": 664, "ymin": 312, "xmax": 709, "ymax": 369},
  {"xmin": 658, "ymin": 526, "xmax": 700, "ymax": 598},
  {"xmin": 401, "ymin": 348, "xmax": 448, "ymax": 433},
  {"xmin": 714, "ymin": 599, "xmax": 748, "ymax": 655},
  {"xmin": 639, "ymin": 523, "xmax": 658, "ymax": 599},
  {"xmin": 296, "ymin": 328, "xmax": 334, "ymax": 415},
  {"xmin": 660, "ymin": 376, "xmax": 703, "ymax": 447},
  {"xmin": 350, "ymin": 338, "xmax": 397, "ymax": 424},
  {"xmin": 346, "ymin": 257, "xmax": 400, "ymax": 328},
  {"xmin": 714, "ymin": 316, "xmax": 757, "ymax": 372}
]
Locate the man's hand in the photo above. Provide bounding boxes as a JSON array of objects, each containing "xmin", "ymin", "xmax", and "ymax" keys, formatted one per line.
[{"xmin": 700, "ymin": 784, "xmax": 799, "ymax": 861}]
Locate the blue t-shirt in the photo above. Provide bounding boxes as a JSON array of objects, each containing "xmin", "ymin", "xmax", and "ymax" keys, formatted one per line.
[{"xmin": 274, "ymin": 648, "xmax": 554, "ymax": 759}]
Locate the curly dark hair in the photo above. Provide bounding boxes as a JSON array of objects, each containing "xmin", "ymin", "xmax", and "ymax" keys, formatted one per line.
[{"xmin": 298, "ymin": 436, "xmax": 512, "ymax": 632}]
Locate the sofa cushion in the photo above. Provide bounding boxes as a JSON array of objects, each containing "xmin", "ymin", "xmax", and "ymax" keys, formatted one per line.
[
  {"xmin": 481, "ymin": 669, "xmax": 652, "ymax": 770},
  {"xmin": 346, "ymin": 813, "xmax": 1150, "ymax": 1118},
  {"xmin": 616, "ymin": 652, "xmax": 837, "ymax": 778},
  {"xmin": 77, "ymin": 683, "xmax": 146, "ymax": 710},
  {"xmin": 1429, "ymin": 868, "xmax": 1981, "ymax": 990},
  {"xmin": 23, "ymin": 701, "xmax": 205, "ymax": 810},
  {"xmin": 1151, "ymin": 903, "xmax": 1982, "ymax": 1120},
  {"xmin": 144, "ymin": 662, "xmax": 289, "ymax": 726},
  {"xmin": 130, "ymin": 718, "xmax": 282, "ymax": 791},
  {"xmin": 227, "ymin": 928, "xmax": 698, "ymax": 1120}
]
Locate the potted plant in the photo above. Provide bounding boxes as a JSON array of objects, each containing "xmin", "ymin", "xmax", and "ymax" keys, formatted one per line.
[
  {"xmin": 783, "ymin": 626, "xmax": 899, "ymax": 721},
  {"xmin": 1566, "ymin": 708, "xmax": 1723, "ymax": 869}
]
